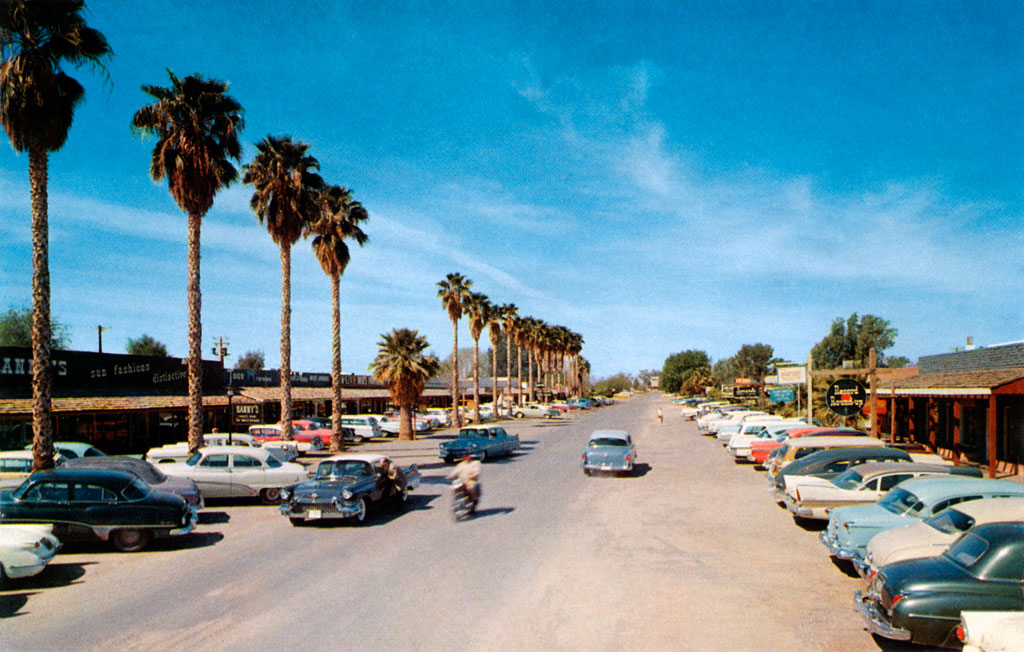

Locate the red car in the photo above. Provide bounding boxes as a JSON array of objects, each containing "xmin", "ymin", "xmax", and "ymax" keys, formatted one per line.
[
  {"xmin": 249, "ymin": 420, "xmax": 339, "ymax": 447},
  {"xmin": 748, "ymin": 427, "xmax": 863, "ymax": 464}
]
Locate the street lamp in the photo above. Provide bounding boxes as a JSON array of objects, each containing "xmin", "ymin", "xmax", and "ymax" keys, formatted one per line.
[{"xmin": 226, "ymin": 387, "xmax": 235, "ymax": 444}]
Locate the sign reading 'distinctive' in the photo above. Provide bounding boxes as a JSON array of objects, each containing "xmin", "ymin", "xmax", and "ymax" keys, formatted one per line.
[{"xmin": 825, "ymin": 379, "xmax": 867, "ymax": 416}]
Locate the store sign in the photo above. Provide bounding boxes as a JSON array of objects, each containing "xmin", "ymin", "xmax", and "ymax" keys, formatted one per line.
[
  {"xmin": 233, "ymin": 403, "xmax": 261, "ymax": 426},
  {"xmin": 769, "ymin": 387, "xmax": 795, "ymax": 404},
  {"xmin": 825, "ymin": 379, "xmax": 867, "ymax": 416},
  {"xmin": 776, "ymin": 365, "xmax": 807, "ymax": 384}
]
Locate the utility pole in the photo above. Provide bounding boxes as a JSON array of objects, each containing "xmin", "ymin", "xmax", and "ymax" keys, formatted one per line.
[
  {"xmin": 212, "ymin": 337, "xmax": 230, "ymax": 366},
  {"xmin": 97, "ymin": 325, "xmax": 108, "ymax": 353}
]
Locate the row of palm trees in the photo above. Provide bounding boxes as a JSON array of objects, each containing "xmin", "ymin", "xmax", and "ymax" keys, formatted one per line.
[
  {"xmin": 437, "ymin": 272, "xmax": 586, "ymax": 427},
  {"xmin": 2, "ymin": 2, "xmax": 371, "ymax": 466}
]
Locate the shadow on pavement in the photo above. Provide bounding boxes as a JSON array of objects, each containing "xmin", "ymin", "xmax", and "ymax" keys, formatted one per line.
[
  {"xmin": 793, "ymin": 516, "xmax": 827, "ymax": 532},
  {"xmin": 465, "ymin": 506, "xmax": 515, "ymax": 519},
  {"xmin": 198, "ymin": 511, "xmax": 230, "ymax": 525},
  {"xmin": 0, "ymin": 593, "xmax": 30, "ymax": 619},
  {"xmin": 829, "ymin": 556, "xmax": 861, "ymax": 578},
  {"xmin": 871, "ymin": 633, "xmax": 945, "ymax": 651}
]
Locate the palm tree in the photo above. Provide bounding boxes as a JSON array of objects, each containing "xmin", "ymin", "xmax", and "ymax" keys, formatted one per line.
[
  {"xmin": 499, "ymin": 304, "xmax": 518, "ymax": 415},
  {"xmin": 2, "ymin": 0, "xmax": 111, "ymax": 470},
  {"xmin": 370, "ymin": 328, "xmax": 440, "ymax": 441},
  {"xmin": 310, "ymin": 185, "xmax": 368, "ymax": 452},
  {"xmin": 486, "ymin": 304, "xmax": 503, "ymax": 417},
  {"xmin": 436, "ymin": 272, "xmax": 471, "ymax": 427},
  {"xmin": 464, "ymin": 292, "xmax": 490, "ymax": 423},
  {"xmin": 243, "ymin": 136, "xmax": 324, "ymax": 440},
  {"xmin": 132, "ymin": 72, "xmax": 244, "ymax": 455},
  {"xmin": 512, "ymin": 315, "xmax": 528, "ymax": 407}
]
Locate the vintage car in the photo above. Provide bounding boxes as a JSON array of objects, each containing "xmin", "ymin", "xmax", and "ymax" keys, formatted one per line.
[
  {"xmin": 958, "ymin": 610, "xmax": 1024, "ymax": 652},
  {"xmin": 145, "ymin": 433, "xmax": 264, "ymax": 464},
  {"xmin": 438, "ymin": 426, "xmax": 520, "ymax": 463},
  {"xmin": 821, "ymin": 476, "xmax": 1024, "ymax": 566},
  {"xmin": 769, "ymin": 446, "xmax": 914, "ymax": 501},
  {"xmin": 859, "ymin": 496, "xmax": 1024, "ymax": 578},
  {"xmin": 855, "ymin": 521, "xmax": 1024, "ymax": 648},
  {"xmin": 0, "ymin": 523, "xmax": 60, "ymax": 580},
  {"xmin": 726, "ymin": 419, "xmax": 808, "ymax": 459},
  {"xmin": 369, "ymin": 414, "xmax": 431, "ymax": 435},
  {"xmin": 1, "ymin": 450, "xmax": 65, "ymax": 487},
  {"xmin": 159, "ymin": 446, "xmax": 308, "ymax": 503},
  {"xmin": 766, "ymin": 435, "xmax": 885, "ymax": 478},
  {"xmin": 62, "ymin": 456, "xmax": 204, "ymax": 510},
  {"xmin": 582, "ymin": 430, "xmax": 636, "ymax": 476},
  {"xmin": 748, "ymin": 427, "xmax": 863, "ymax": 465},
  {"xmin": 0, "ymin": 468, "xmax": 196, "ymax": 552},
  {"xmin": 338, "ymin": 416, "xmax": 385, "ymax": 440},
  {"xmin": 512, "ymin": 403, "xmax": 560, "ymax": 419},
  {"xmin": 783, "ymin": 462, "xmax": 982, "ymax": 521},
  {"xmin": 24, "ymin": 441, "xmax": 105, "ymax": 459},
  {"xmin": 279, "ymin": 453, "xmax": 422, "ymax": 524}
]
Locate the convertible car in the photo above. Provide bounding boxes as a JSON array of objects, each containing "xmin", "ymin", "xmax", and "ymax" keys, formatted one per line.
[
  {"xmin": 582, "ymin": 430, "xmax": 636, "ymax": 476},
  {"xmin": 279, "ymin": 454, "xmax": 421, "ymax": 524},
  {"xmin": 0, "ymin": 468, "xmax": 196, "ymax": 552},
  {"xmin": 439, "ymin": 426, "xmax": 520, "ymax": 463},
  {"xmin": 856, "ymin": 521, "xmax": 1024, "ymax": 648}
]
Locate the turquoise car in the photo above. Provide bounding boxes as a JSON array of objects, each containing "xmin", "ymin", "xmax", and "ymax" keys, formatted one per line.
[
  {"xmin": 820, "ymin": 476, "xmax": 1024, "ymax": 565},
  {"xmin": 439, "ymin": 426, "xmax": 520, "ymax": 464},
  {"xmin": 582, "ymin": 430, "xmax": 636, "ymax": 476}
]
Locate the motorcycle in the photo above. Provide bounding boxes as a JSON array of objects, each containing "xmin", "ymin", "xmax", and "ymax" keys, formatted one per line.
[{"xmin": 451, "ymin": 481, "xmax": 479, "ymax": 521}]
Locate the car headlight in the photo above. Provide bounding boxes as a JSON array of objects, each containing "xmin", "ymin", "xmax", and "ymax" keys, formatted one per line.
[
  {"xmin": 471, "ymin": 443, "xmax": 479, "ymax": 449},
  {"xmin": 280, "ymin": 488, "xmax": 291, "ymax": 501},
  {"xmin": 342, "ymin": 489, "xmax": 354, "ymax": 500}
]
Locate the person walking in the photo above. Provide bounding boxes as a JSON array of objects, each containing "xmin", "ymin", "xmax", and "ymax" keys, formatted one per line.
[{"xmin": 657, "ymin": 407, "xmax": 663, "ymax": 425}]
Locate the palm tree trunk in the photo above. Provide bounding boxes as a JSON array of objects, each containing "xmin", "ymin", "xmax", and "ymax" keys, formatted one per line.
[
  {"xmin": 29, "ymin": 148, "xmax": 54, "ymax": 471},
  {"xmin": 280, "ymin": 244, "xmax": 293, "ymax": 440},
  {"xmin": 399, "ymin": 403, "xmax": 413, "ymax": 441},
  {"xmin": 505, "ymin": 334, "xmax": 512, "ymax": 416},
  {"xmin": 185, "ymin": 209, "xmax": 205, "ymax": 454},
  {"xmin": 451, "ymin": 319, "xmax": 460, "ymax": 428},
  {"xmin": 472, "ymin": 338, "xmax": 480, "ymax": 423},
  {"xmin": 528, "ymin": 347, "xmax": 535, "ymax": 403},
  {"xmin": 491, "ymin": 344, "xmax": 498, "ymax": 417},
  {"xmin": 329, "ymin": 272, "xmax": 344, "ymax": 452},
  {"xmin": 516, "ymin": 345, "xmax": 523, "ymax": 407}
]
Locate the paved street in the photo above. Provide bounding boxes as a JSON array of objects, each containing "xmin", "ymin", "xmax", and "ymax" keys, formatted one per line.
[{"xmin": 2, "ymin": 394, "xmax": 931, "ymax": 651}]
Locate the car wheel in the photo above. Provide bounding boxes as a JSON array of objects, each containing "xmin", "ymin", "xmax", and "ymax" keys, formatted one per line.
[
  {"xmin": 514, "ymin": 412, "xmax": 524, "ymax": 418},
  {"xmin": 260, "ymin": 487, "xmax": 282, "ymax": 504},
  {"xmin": 584, "ymin": 468, "xmax": 592, "ymax": 476},
  {"xmin": 392, "ymin": 487, "xmax": 409, "ymax": 511},
  {"xmin": 357, "ymin": 436, "xmax": 366, "ymax": 443},
  {"xmin": 478, "ymin": 451, "xmax": 486, "ymax": 462},
  {"xmin": 353, "ymin": 497, "xmax": 368, "ymax": 523},
  {"xmin": 111, "ymin": 528, "xmax": 151, "ymax": 553},
  {"xmin": 444, "ymin": 456, "xmax": 454, "ymax": 464}
]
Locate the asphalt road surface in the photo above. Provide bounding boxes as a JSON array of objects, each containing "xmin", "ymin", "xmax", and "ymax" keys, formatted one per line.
[{"xmin": 2, "ymin": 394, "xmax": 935, "ymax": 651}]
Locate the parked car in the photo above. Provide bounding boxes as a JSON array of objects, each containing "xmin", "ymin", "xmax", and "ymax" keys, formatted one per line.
[
  {"xmin": 371, "ymin": 414, "xmax": 431, "ymax": 435},
  {"xmin": 769, "ymin": 446, "xmax": 911, "ymax": 502},
  {"xmin": 159, "ymin": 446, "xmax": 308, "ymax": 503},
  {"xmin": 766, "ymin": 436, "xmax": 885, "ymax": 478},
  {"xmin": 859, "ymin": 496, "xmax": 1024, "ymax": 578},
  {"xmin": 0, "ymin": 468, "xmax": 196, "ymax": 552},
  {"xmin": 749, "ymin": 427, "xmax": 863, "ymax": 465},
  {"xmin": 338, "ymin": 416, "xmax": 385, "ymax": 440},
  {"xmin": 958, "ymin": 610, "xmax": 1024, "ymax": 652},
  {"xmin": 1, "ymin": 450, "xmax": 64, "ymax": 487},
  {"xmin": 821, "ymin": 476, "xmax": 1024, "ymax": 566},
  {"xmin": 0, "ymin": 524, "xmax": 60, "ymax": 580},
  {"xmin": 439, "ymin": 426, "xmax": 520, "ymax": 463},
  {"xmin": 512, "ymin": 403, "xmax": 559, "ymax": 419},
  {"xmin": 25, "ymin": 441, "xmax": 105, "ymax": 459},
  {"xmin": 279, "ymin": 453, "xmax": 422, "ymax": 525},
  {"xmin": 62, "ymin": 456, "xmax": 204, "ymax": 509},
  {"xmin": 582, "ymin": 430, "xmax": 636, "ymax": 476},
  {"xmin": 783, "ymin": 462, "xmax": 982, "ymax": 521},
  {"xmin": 146, "ymin": 433, "xmax": 263, "ymax": 464},
  {"xmin": 855, "ymin": 521, "xmax": 1024, "ymax": 648},
  {"xmin": 726, "ymin": 419, "xmax": 808, "ymax": 460}
]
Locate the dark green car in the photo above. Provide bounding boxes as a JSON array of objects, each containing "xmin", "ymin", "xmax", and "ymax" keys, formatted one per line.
[{"xmin": 855, "ymin": 521, "xmax": 1024, "ymax": 648}]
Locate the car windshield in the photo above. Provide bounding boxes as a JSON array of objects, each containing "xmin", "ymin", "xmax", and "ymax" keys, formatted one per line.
[
  {"xmin": 924, "ymin": 508, "xmax": 975, "ymax": 534},
  {"xmin": 878, "ymin": 487, "xmax": 924, "ymax": 516},
  {"xmin": 185, "ymin": 452, "xmax": 202, "ymax": 466},
  {"xmin": 459, "ymin": 429, "xmax": 485, "ymax": 438},
  {"xmin": 265, "ymin": 455, "xmax": 282, "ymax": 468},
  {"xmin": 590, "ymin": 437, "xmax": 627, "ymax": 447},
  {"xmin": 944, "ymin": 532, "xmax": 990, "ymax": 570},
  {"xmin": 121, "ymin": 477, "xmax": 151, "ymax": 501},
  {"xmin": 317, "ymin": 460, "xmax": 372, "ymax": 479},
  {"xmin": 832, "ymin": 469, "xmax": 865, "ymax": 490}
]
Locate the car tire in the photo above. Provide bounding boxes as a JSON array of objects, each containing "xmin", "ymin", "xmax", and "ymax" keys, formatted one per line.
[
  {"xmin": 444, "ymin": 456, "xmax": 454, "ymax": 464},
  {"xmin": 392, "ymin": 487, "xmax": 409, "ymax": 511},
  {"xmin": 260, "ymin": 487, "xmax": 282, "ymax": 504},
  {"xmin": 111, "ymin": 528, "xmax": 151, "ymax": 553},
  {"xmin": 353, "ymin": 497, "xmax": 368, "ymax": 523},
  {"xmin": 514, "ymin": 412, "xmax": 524, "ymax": 418},
  {"xmin": 584, "ymin": 468, "xmax": 592, "ymax": 476},
  {"xmin": 478, "ymin": 451, "xmax": 486, "ymax": 462}
]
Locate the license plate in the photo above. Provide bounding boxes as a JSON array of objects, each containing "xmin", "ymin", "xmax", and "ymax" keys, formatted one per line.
[
  {"xmin": 308, "ymin": 509, "xmax": 322, "ymax": 519},
  {"xmin": 601, "ymin": 464, "xmax": 612, "ymax": 470}
]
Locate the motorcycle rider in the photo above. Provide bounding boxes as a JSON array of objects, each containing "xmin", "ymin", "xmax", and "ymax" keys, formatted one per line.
[
  {"xmin": 446, "ymin": 454, "xmax": 481, "ymax": 508},
  {"xmin": 380, "ymin": 458, "xmax": 407, "ymax": 497}
]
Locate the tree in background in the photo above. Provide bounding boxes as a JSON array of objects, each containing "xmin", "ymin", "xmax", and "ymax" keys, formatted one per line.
[
  {"xmin": 681, "ymin": 366, "xmax": 714, "ymax": 395},
  {"xmin": 133, "ymin": 71, "xmax": 244, "ymax": 456},
  {"xmin": 437, "ymin": 272, "xmax": 472, "ymax": 427},
  {"xmin": 734, "ymin": 343, "xmax": 774, "ymax": 381},
  {"xmin": 711, "ymin": 356, "xmax": 739, "ymax": 388},
  {"xmin": 2, "ymin": 0, "xmax": 112, "ymax": 470},
  {"xmin": 811, "ymin": 313, "xmax": 897, "ymax": 369},
  {"xmin": 126, "ymin": 334, "xmax": 167, "ymax": 357},
  {"xmin": 369, "ymin": 328, "xmax": 439, "ymax": 441},
  {"xmin": 0, "ymin": 306, "xmax": 70, "ymax": 349},
  {"xmin": 244, "ymin": 136, "xmax": 324, "ymax": 441},
  {"xmin": 592, "ymin": 372, "xmax": 633, "ymax": 397},
  {"xmin": 463, "ymin": 292, "xmax": 490, "ymax": 423},
  {"xmin": 234, "ymin": 350, "xmax": 265, "ymax": 370},
  {"xmin": 659, "ymin": 351, "xmax": 711, "ymax": 394}
]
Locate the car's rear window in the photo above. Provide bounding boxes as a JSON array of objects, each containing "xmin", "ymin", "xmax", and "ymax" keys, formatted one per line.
[
  {"xmin": 879, "ymin": 487, "xmax": 924, "ymax": 516},
  {"xmin": 924, "ymin": 508, "xmax": 974, "ymax": 534},
  {"xmin": 589, "ymin": 438, "xmax": 627, "ymax": 447},
  {"xmin": 832, "ymin": 470, "xmax": 865, "ymax": 490}
]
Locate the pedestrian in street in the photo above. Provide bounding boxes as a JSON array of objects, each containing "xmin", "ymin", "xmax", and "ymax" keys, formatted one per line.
[{"xmin": 657, "ymin": 407, "xmax": 663, "ymax": 425}]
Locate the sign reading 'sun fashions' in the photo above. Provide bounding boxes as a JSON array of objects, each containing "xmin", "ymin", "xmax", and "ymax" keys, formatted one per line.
[{"xmin": 825, "ymin": 379, "xmax": 867, "ymax": 416}]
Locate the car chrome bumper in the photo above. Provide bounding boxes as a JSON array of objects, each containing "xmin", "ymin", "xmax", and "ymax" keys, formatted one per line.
[
  {"xmin": 169, "ymin": 509, "xmax": 199, "ymax": 536},
  {"xmin": 280, "ymin": 499, "xmax": 362, "ymax": 520},
  {"xmin": 853, "ymin": 590, "xmax": 912, "ymax": 641},
  {"xmin": 819, "ymin": 531, "xmax": 860, "ymax": 560},
  {"xmin": 853, "ymin": 558, "xmax": 873, "ymax": 578}
]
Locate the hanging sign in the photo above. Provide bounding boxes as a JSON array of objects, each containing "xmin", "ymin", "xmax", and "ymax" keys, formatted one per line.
[{"xmin": 825, "ymin": 379, "xmax": 867, "ymax": 416}]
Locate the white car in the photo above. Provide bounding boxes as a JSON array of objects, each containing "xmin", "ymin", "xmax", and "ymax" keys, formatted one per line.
[
  {"xmin": 1, "ymin": 450, "xmax": 64, "ymax": 488},
  {"xmin": 367, "ymin": 414, "xmax": 431, "ymax": 435},
  {"xmin": 727, "ymin": 420, "xmax": 807, "ymax": 460},
  {"xmin": 511, "ymin": 403, "xmax": 560, "ymax": 419},
  {"xmin": 718, "ymin": 416, "xmax": 785, "ymax": 443},
  {"xmin": 859, "ymin": 496, "xmax": 1024, "ymax": 578},
  {"xmin": 959, "ymin": 611, "xmax": 1024, "ymax": 652},
  {"xmin": 145, "ymin": 434, "xmax": 262, "ymax": 464},
  {"xmin": 159, "ymin": 446, "xmax": 308, "ymax": 503},
  {"xmin": 0, "ymin": 524, "xmax": 60, "ymax": 580},
  {"xmin": 339, "ymin": 416, "xmax": 385, "ymax": 440}
]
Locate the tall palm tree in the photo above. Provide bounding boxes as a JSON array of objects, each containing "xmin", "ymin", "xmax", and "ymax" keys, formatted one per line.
[
  {"xmin": 513, "ymin": 315, "xmax": 528, "ymax": 407},
  {"xmin": 464, "ymin": 292, "xmax": 490, "ymax": 424},
  {"xmin": 243, "ymin": 136, "xmax": 323, "ymax": 440},
  {"xmin": 436, "ymin": 272, "xmax": 471, "ymax": 427},
  {"xmin": 2, "ymin": 0, "xmax": 111, "ymax": 470},
  {"xmin": 310, "ymin": 185, "xmax": 368, "ymax": 452},
  {"xmin": 486, "ymin": 304, "xmax": 502, "ymax": 417},
  {"xmin": 499, "ymin": 304, "xmax": 518, "ymax": 415},
  {"xmin": 370, "ymin": 328, "xmax": 439, "ymax": 441},
  {"xmin": 132, "ymin": 72, "xmax": 244, "ymax": 455}
]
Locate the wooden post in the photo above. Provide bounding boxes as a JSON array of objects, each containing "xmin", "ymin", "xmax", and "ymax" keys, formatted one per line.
[
  {"xmin": 889, "ymin": 385, "xmax": 897, "ymax": 441},
  {"xmin": 952, "ymin": 401, "xmax": 961, "ymax": 466},
  {"xmin": 806, "ymin": 354, "xmax": 813, "ymax": 422},
  {"xmin": 987, "ymin": 397, "xmax": 998, "ymax": 478},
  {"xmin": 869, "ymin": 348, "xmax": 878, "ymax": 438},
  {"xmin": 928, "ymin": 398, "xmax": 937, "ymax": 450}
]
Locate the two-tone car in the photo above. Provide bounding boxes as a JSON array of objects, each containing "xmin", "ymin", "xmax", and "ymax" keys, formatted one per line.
[
  {"xmin": 62, "ymin": 456, "xmax": 204, "ymax": 510},
  {"xmin": 856, "ymin": 521, "xmax": 1024, "ymax": 648},
  {"xmin": 159, "ymin": 446, "xmax": 308, "ymax": 503},
  {"xmin": 439, "ymin": 426, "xmax": 520, "ymax": 464},
  {"xmin": 0, "ymin": 524, "xmax": 60, "ymax": 580},
  {"xmin": 279, "ymin": 454, "xmax": 421, "ymax": 524},
  {"xmin": 0, "ymin": 468, "xmax": 196, "ymax": 552},
  {"xmin": 582, "ymin": 430, "xmax": 637, "ymax": 476},
  {"xmin": 512, "ymin": 403, "xmax": 560, "ymax": 419}
]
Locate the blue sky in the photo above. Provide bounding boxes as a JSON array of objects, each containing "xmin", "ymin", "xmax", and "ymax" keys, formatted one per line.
[{"xmin": 2, "ymin": 1, "xmax": 1022, "ymax": 378}]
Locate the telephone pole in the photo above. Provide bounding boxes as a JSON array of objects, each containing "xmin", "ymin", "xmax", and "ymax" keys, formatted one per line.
[
  {"xmin": 212, "ymin": 336, "xmax": 230, "ymax": 366},
  {"xmin": 97, "ymin": 325, "xmax": 108, "ymax": 353}
]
